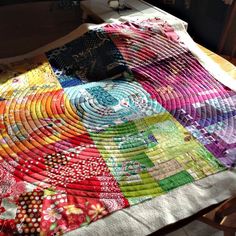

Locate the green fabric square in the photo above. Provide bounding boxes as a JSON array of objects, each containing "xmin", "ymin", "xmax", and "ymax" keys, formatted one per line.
[
  {"xmin": 120, "ymin": 171, "xmax": 164, "ymax": 198},
  {"xmin": 159, "ymin": 171, "xmax": 194, "ymax": 192},
  {"xmin": 132, "ymin": 152, "xmax": 154, "ymax": 168}
]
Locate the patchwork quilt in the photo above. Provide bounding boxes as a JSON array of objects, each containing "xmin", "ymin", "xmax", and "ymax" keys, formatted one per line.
[{"xmin": 0, "ymin": 18, "xmax": 235, "ymax": 235}]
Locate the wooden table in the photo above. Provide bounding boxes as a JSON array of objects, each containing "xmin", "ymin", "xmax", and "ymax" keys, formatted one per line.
[{"xmin": 198, "ymin": 45, "xmax": 236, "ymax": 80}]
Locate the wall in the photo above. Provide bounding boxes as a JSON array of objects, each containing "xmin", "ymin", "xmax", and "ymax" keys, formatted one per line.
[
  {"xmin": 0, "ymin": 1, "xmax": 82, "ymax": 58},
  {"xmin": 146, "ymin": 0, "xmax": 235, "ymax": 56}
]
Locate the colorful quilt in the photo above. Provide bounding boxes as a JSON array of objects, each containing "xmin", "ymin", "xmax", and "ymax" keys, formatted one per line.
[{"xmin": 0, "ymin": 18, "xmax": 235, "ymax": 235}]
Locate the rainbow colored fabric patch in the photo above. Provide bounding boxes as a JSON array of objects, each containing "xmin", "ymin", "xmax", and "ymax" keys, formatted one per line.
[{"xmin": 0, "ymin": 19, "xmax": 235, "ymax": 235}]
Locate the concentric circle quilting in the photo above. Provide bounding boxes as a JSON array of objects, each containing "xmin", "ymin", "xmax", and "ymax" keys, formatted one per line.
[{"xmin": 0, "ymin": 19, "xmax": 235, "ymax": 235}]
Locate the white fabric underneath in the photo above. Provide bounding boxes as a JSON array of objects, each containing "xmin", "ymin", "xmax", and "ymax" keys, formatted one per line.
[{"xmin": 67, "ymin": 170, "xmax": 236, "ymax": 236}]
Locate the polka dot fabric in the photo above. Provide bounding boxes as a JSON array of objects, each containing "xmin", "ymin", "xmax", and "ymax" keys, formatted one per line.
[{"xmin": 16, "ymin": 190, "xmax": 43, "ymax": 235}]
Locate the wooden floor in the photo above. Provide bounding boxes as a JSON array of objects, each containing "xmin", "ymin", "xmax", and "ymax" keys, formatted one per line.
[{"xmin": 0, "ymin": 1, "xmax": 235, "ymax": 81}]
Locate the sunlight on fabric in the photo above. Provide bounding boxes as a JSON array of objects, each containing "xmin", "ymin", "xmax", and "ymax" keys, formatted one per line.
[{"xmin": 81, "ymin": 0, "xmax": 188, "ymax": 28}]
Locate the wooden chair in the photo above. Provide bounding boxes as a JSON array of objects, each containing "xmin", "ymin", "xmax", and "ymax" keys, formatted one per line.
[{"xmin": 199, "ymin": 197, "xmax": 236, "ymax": 236}]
